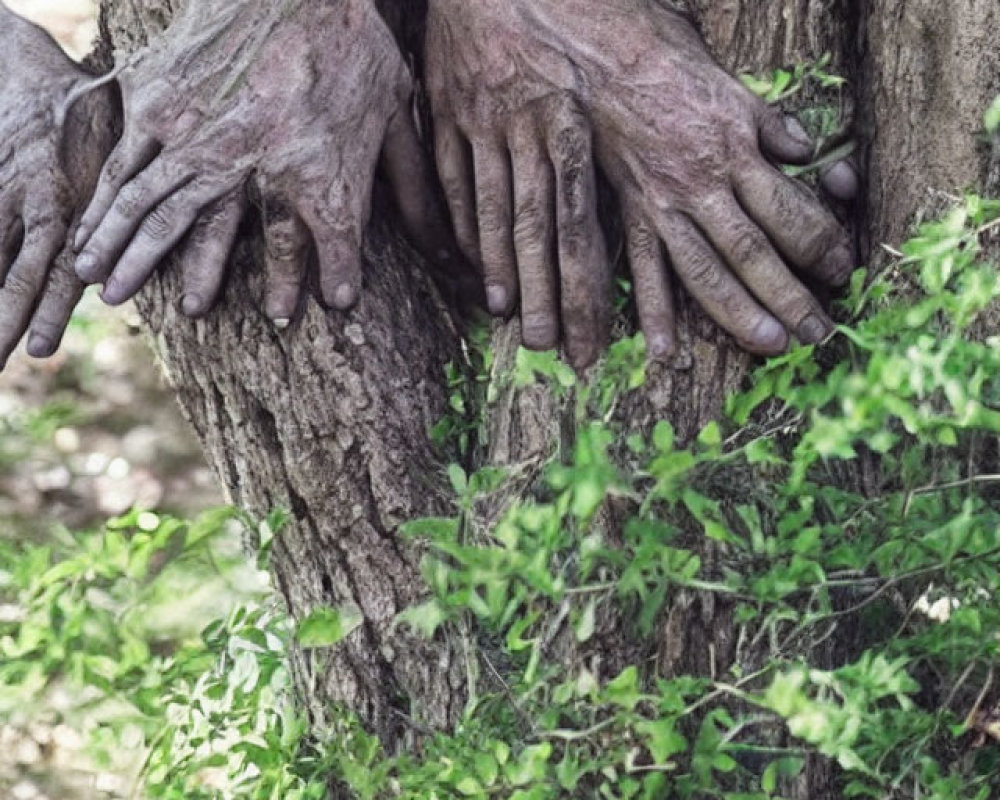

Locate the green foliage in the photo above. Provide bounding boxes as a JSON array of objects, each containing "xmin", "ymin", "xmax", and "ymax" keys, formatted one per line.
[
  {"xmin": 741, "ymin": 53, "xmax": 846, "ymax": 104},
  {"xmin": 4, "ymin": 193, "xmax": 1000, "ymax": 797},
  {"xmin": 985, "ymin": 95, "xmax": 1000, "ymax": 134}
]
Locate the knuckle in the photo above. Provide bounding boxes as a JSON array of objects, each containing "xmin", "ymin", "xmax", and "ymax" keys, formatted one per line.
[
  {"xmin": 628, "ymin": 221, "xmax": 657, "ymax": 259},
  {"xmin": 477, "ymin": 197, "xmax": 510, "ymax": 235},
  {"xmin": 141, "ymin": 203, "xmax": 176, "ymax": 241},
  {"xmin": 103, "ymin": 154, "xmax": 128, "ymax": 186},
  {"xmin": 513, "ymin": 198, "xmax": 548, "ymax": 245},
  {"xmin": 115, "ymin": 182, "xmax": 148, "ymax": 219},
  {"xmin": 682, "ymin": 246, "xmax": 723, "ymax": 292},
  {"xmin": 728, "ymin": 227, "xmax": 766, "ymax": 268},
  {"xmin": 4, "ymin": 267, "xmax": 38, "ymax": 298}
]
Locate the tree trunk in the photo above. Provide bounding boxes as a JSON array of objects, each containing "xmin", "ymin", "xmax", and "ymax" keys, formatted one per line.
[{"xmin": 97, "ymin": 0, "xmax": 999, "ymax": 796}]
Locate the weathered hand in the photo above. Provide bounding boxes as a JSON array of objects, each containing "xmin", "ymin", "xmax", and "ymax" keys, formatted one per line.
[
  {"xmin": 426, "ymin": 0, "xmax": 853, "ymax": 365},
  {"xmin": 426, "ymin": 0, "xmax": 611, "ymax": 367},
  {"xmin": 0, "ymin": 8, "xmax": 115, "ymax": 365},
  {"xmin": 74, "ymin": 0, "xmax": 454, "ymax": 321}
]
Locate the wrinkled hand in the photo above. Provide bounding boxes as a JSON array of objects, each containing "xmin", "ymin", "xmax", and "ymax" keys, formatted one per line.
[
  {"xmin": 75, "ymin": 0, "xmax": 456, "ymax": 322},
  {"xmin": 426, "ymin": 0, "xmax": 853, "ymax": 366},
  {"xmin": 0, "ymin": 9, "xmax": 114, "ymax": 366}
]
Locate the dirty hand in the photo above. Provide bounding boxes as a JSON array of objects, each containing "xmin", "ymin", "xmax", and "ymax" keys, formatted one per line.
[
  {"xmin": 0, "ymin": 7, "xmax": 115, "ymax": 366},
  {"xmin": 75, "ymin": 0, "xmax": 456, "ymax": 324},
  {"xmin": 426, "ymin": 0, "xmax": 853, "ymax": 366}
]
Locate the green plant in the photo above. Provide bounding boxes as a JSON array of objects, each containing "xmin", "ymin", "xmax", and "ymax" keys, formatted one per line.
[{"xmin": 3, "ymin": 181, "xmax": 1000, "ymax": 800}]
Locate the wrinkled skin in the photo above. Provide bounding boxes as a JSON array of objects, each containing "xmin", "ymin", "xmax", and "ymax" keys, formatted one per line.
[
  {"xmin": 75, "ymin": 0, "xmax": 459, "ymax": 322},
  {"xmin": 0, "ymin": 7, "xmax": 115, "ymax": 366},
  {"xmin": 426, "ymin": 0, "xmax": 855, "ymax": 366}
]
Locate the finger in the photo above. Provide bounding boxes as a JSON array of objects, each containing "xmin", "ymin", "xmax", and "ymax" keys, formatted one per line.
[
  {"xmin": 384, "ymin": 109, "xmax": 483, "ymax": 308},
  {"xmin": 76, "ymin": 155, "xmax": 196, "ymax": 285},
  {"xmin": 74, "ymin": 132, "xmax": 161, "ymax": 252},
  {"xmin": 472, "ymin": 138, "xmax": 518, "ymax": 316},
  {"xmin": 819, "ymin": 159, "xmax": 860, "ymax": 203},
  {"xmin": 546, "ymin": 102, "xmax": 610, "ymax": 369},
  {"xmin": 695, "ymin": 194, "xmax": 834, "ymax": 345},
  {"xmin": 624, "ymin": 211, "xmax": 676, "ymax": 361},
  {"xmin": 434, "ymin": 120, "xmax": 480, "ymax": 268},
  {"xmin": 262, "ymin": 201, "xmax": 310, "ymax": 325},
  {"xmin": 758, "ymin": 108, "xmax": 814, "ymax": 165},
  {"xmin": 0, "ymin": 213, "xmax": 24, "ymax": 284},
  {"xmin": 100, "ymin": 176, "xmax": 231, "ymax": 306},
  {"xmin": 654, "ymin": 212, "xmax": 789, "ymax": 356},
  {"xmin": 383, "ymin": 107, "xmax": 453, "ymax": 263},
  {"xmin": 509, "ymin": 118, "xmax": 558, "ymax": 351},
  {"xmin": 297, "ymin": 172, "xmax": 373, "ymax": 311},
  {"xmin": 26, "ymin": 256, "xmax": 85, "ymax": 358},
  {"xmin": 733, "ymin": 160, "xmax": 853, "ymax": 286},
  {"xmin": 178, "ymin": 190, "xmax": 246, "ymax": 318},
  {"xmin": 0, "ymin": 219, "xmax": 66, "ymax": 367}
]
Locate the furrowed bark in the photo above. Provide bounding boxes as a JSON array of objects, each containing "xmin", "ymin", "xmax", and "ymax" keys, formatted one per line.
[{"xmin": 99, "ymin": 0, "xmax": 998, "ymax": 795}]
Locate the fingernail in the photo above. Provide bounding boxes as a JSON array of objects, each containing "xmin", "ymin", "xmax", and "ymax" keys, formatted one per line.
[
  {"xmin": 27, "ymin": 332, "xmax": 54, "ymax": 358},
  {"xmin": 521, "ymin": 313, "xmax": 558, "ymax": 351},
  {"xmin": 75, "ymin": 253, "xmax": 98, "ymax": 282},
  {"xmin": 796, "ymin": 313, "xmax": 833, "ymax": 344},
  {"xmin": 273, "ymin": 317, "xmax": 291, "ymax": 330},
  {"xmin": 486, "ymin": 285, "xmax": 508, "ymax": 316},
  {"xmin": 820, "ymin": 161, "xmax": 859, "ymax": 202},
  {"xmin": 820, "ymin": 242, "xmax": 854, "ymax": 286},
  {"xmin": 784, "ymin": 115, "xmax": 812, "ymax": 145},
  {"xmin": 647, "ymin": 333, "xmax": 676, "ymax": 361},
  {"xmin": 739, "ymin": 317, "xmax": 788, "ymax": 355},
  {"xmin": 333, "ymin": 282, "xmax": 357, "ymax": 310},
  {"xmin": 181, "ymin": 293, "xmax": 203, "ymax": 317},
  {"xmin": 73, "ymin": 226, "xmax": 88, "ymax": 253}
]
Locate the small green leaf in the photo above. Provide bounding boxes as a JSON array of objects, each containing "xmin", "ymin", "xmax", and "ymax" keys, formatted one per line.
[{"xmin": 297, "ymin": 605, "xmax": 363, "ymax": 648}]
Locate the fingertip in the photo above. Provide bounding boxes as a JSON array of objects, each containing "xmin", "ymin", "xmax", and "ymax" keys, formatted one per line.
[
  {"xmin": 26, "ymin": 332, "xmax": 55, "ymax": 359},
  {"xmin": 521, "ymin": 313, "xmax": 559, "ymax": 351},
  {"xmin": 819, "ymin": 242, "xmax": 854, "ymax": 287},
  {"xmin": 759, "ymin": 111, "xmax": 814, "ymax": 165},
  {"xmin": 820, "ymin": 160, "xmax": 860, "ymax": 203},
  {"xmin": 486, "ymin": 284, "xmax": 512, "ymax": 317},
  {"xmin": 180, "ymin": 293, "xmax": 206, "ymax": 318},
  {"xmin": 75, "ymin": 252, "xmax": 101, "ymax": 283},
  {"xmin": 72, "ymin": 225, "xmax": 89, "ymax": 253},
  {"xmin": 567, "ymin": 339, "xmax": 600, "ymax": 371},
  {"xmin": 795, "ymin": 312, "xmax": 834, "ymax": 345},
  {"xmin": 646, "ymin": 332, "xmax": 677, "ymax": 362},
  {"xmin": 329, "ymin": 281, "xmax": 358, "ymax": 311},
  {"xmin": 739, "ymin": 316, "xmax": 789, "ymax": 356}
]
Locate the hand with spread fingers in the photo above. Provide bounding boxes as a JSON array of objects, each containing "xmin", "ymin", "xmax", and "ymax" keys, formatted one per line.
[
  {"xmin": 0, "ymin": 7, "xmax": 116, "ymax": 368},
  {"xmin": 425, "ymin": 0, "xmax": 855, "ymax": 367},
  {"xmin": 73, "ymin": 0, "xmax": 458, "ymax": 324}
]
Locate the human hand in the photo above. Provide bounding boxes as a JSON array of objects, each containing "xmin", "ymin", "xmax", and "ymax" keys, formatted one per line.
[
  {"xmin": 74, "ymin": 0, "xmax": 458, "ymax": 323},
  {"xmin": 425, "ymin": 0, "xmax": 853, "ymax": 366},
  {"xmin": 0, "ymin": 9, "xmax": 115, "ymax": 366}
]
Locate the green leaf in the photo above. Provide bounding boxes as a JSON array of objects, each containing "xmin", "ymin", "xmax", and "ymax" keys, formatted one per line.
[
  {"xmin": 985, "ymin": 94, "xmax": 1000, "ymax": 133},
  {"xmin": 574, "ymin": 599, "xmax": 597, "ymax": 643},
  {"xmin": 396, "ymin": 599, "xmax": 448, "ymax": 639},
  {"xmin": 637, "ymin": 718, "xmax": 688, "ymax": 764},
  {"xmin": 296, "ymin": 605, "xmax": 363, "ymax": 648}
]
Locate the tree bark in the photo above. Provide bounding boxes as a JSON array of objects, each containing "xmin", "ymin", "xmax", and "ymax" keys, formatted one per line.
[{"xmin": 97, "ymin": 0, "xmax": 1000, "ymax": 795}]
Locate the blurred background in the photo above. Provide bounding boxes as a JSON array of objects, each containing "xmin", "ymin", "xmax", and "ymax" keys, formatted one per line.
[{"xmin": 1, "ymin": 4, "xmax": 228, "ymax": 798}]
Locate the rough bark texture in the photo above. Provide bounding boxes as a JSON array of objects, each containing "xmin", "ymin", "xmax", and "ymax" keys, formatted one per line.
[{"xmin": 98, "ymin": 0, "xmax": 999, "ymax": 796}]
